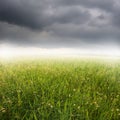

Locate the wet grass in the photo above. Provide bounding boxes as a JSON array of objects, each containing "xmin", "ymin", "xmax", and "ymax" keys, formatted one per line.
[{"xmin": 0, "ymin": 58, "xmax": 120, "ymax": 120}]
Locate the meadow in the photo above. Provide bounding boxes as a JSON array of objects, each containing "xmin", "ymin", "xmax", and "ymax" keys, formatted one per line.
[{"xmin": 0, "ymin": 57, "xmax": 120, "ymax": 120}]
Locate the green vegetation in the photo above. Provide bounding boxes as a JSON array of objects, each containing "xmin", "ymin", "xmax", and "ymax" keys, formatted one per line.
[{"xmin": 0, "ymin": 58, "xmax": 120, "ymax": 120}]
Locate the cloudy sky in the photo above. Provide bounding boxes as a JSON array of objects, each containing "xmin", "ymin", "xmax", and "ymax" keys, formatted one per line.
[{"xmin": 0, "ymin": 0, "xmax": 120, "ymax": 51}]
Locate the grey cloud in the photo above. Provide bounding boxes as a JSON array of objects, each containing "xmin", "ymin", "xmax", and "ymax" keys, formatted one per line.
[
  {"xmin": 111, "ymin": 8, "xmax": 120, "ymax": 27},
  {"xmin": 0, "ymin": 0, "xmax": 53, "ymax": 29},
  {"xmin": 48, "ymin": 23, "xmax": 120, "ymax": 40},
  {"xmin": 54, "ymin": 7, "xmax": 91, "ymax": 24},
  {"xmin": 0, "ymin": 0, "xmax": 92, "ymax": 29},
  {"xmin": 0, "ymin": 0, "xmax": 120, "ymax": 48},
  {"xmin": 51, "ymin": 0, "xmax": 115, "ymax": 12},
  {"xmin": 0, "ymin": 22, "xmax": 36, "ymax": 40}
]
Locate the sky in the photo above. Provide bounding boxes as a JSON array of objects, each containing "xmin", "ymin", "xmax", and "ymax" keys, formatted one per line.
[{"xmin": 0, "ymin": 0, "xmax": 120, "ymax": 55}]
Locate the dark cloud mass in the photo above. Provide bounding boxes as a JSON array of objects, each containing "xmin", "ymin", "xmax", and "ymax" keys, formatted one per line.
[{"xmin": 0, "ymin": 0, "xmax": 120, "ymax": 48}]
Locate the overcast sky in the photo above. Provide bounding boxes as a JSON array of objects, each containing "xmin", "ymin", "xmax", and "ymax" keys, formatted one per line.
[{"xmin": 0, "ymin": 0, "xmax": 120, "ymax": 49}]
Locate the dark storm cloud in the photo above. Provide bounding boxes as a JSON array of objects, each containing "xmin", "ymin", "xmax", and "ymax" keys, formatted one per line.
[
  {"xmin": 0, "ymin": 0, "xmax": 120, "ymax": 47},
  {"xmin": 0, "ymin": 0, "xmax": 91, "ymax": 29},
  {"xmin": 54, "ymin": 7, "xmax": 91, "ymax": 24},
  {"xmin": 0, "ymin": 0, "xmax": 50, "ymax": 29}
]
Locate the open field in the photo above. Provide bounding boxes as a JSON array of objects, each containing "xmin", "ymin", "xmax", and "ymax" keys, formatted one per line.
[{"xmin": 0, "ymin": 57, "xmax": 120, "ymax": 120}]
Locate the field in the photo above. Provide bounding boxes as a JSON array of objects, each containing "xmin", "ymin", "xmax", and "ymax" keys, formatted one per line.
[{"xmin": 0, "ymin": 57, "xmax": 120, "ymax": 120}]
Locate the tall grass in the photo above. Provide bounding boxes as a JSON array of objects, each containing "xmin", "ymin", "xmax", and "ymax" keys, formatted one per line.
[{"xmin": 0, "ymin": 58, "xmax": 120, "ymax": 120}]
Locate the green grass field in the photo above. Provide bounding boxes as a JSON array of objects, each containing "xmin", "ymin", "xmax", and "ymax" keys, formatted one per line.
[{"xmin": 0, "ymin": 58, "xmax": 120, "ymax": 120}]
